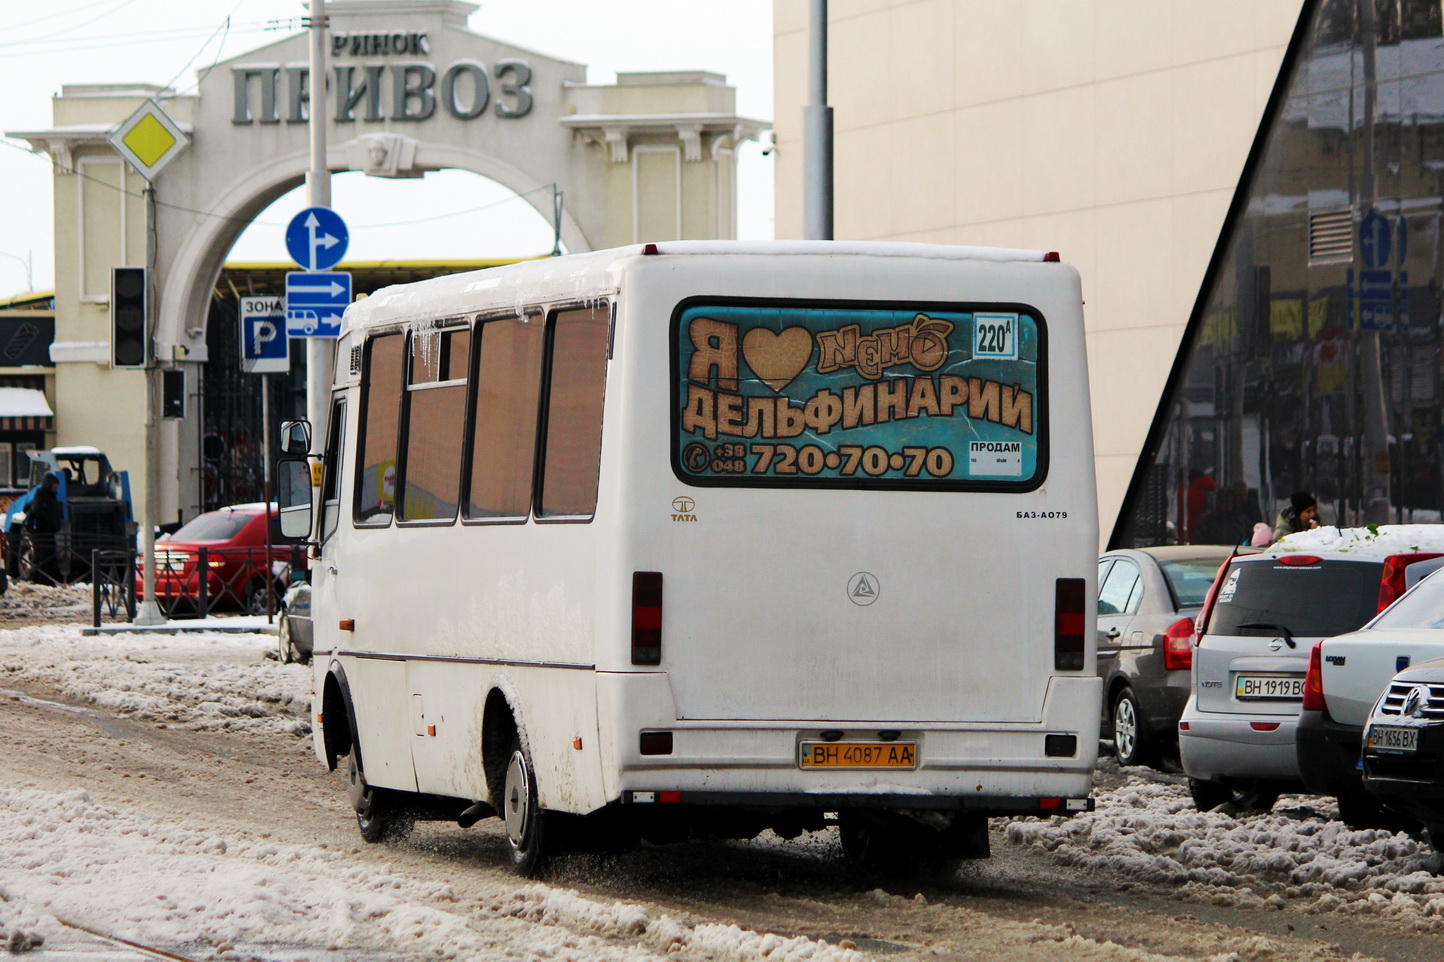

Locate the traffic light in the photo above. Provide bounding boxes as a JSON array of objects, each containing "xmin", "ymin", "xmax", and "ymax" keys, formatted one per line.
[
  {"xmin": 111, "ymin": 266, "xmax": 148, "ymax": 368},
  {"xmin": 161, "ymin": 369, "xmax": 185, "ymax": 419}
]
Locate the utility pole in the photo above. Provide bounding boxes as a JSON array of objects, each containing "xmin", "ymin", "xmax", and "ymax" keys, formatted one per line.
[
  {"xmin": 133, "ymin": 186, "xmax": 164, "ymax": 626},
  {"xmin": 803, "ymin": 0, "xmax": 834, "ymax": 241},
  {"xmin": 306, "ymin": 0, "xmax": 333, "ymax": 451}
]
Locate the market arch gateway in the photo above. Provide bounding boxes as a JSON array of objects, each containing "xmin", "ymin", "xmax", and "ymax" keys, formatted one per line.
[{"xmin": 10, "ymin": 0, "xmax": 764, "ymax": 527}]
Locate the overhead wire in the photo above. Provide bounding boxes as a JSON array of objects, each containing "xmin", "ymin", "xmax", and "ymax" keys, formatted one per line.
[
  {"xmin": 5, "ymin": 0, "xmax": 130, "ymax": 33},
  {"xmin": 0, "ymin": 0, "xmax": 142, "ymax": 47},
  {"xmin": 0, "ymin": 20, "xmax": 286, "ymax": 56},
  {"xmin": 158, "ymin": 16, "xmax": 234, "ymax": 101}
]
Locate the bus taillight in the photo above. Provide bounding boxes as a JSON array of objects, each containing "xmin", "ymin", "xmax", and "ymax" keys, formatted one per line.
[
  {"xmin": 1054, "ymin": 578, "xmax": 1085, "ymax": 671},
  {"xmin": 632, "ymin": 571, "xmax": 663, "ymax": 665}
]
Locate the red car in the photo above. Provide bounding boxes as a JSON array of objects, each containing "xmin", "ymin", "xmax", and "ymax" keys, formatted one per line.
[{"xmin": 136, "ymin": 503, "xmax": 302, "ymax": 614}]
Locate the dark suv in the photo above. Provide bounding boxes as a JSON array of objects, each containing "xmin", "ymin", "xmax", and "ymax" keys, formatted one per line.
[{"xmin": 1361, "ymin": 657, "xmax": 1444, "ymax": 851}]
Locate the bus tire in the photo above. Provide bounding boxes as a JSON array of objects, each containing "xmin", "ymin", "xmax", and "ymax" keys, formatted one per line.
[
  {"xmin": 502, "ymin": 734, "xmax": 550, "ymax": 876},
  {"xmin": 837, "ymin": 811, "xmax": 918, "ymax": 875},
  {"xmin": 347, "ymin": 743, "xmax": 410, "ymax": 843}
]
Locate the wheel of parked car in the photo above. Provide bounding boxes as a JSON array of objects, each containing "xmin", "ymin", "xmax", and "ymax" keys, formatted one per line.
[
  {"xmin": 278, "ymin": 609, "xmax": 297, "ymax": 664},
  {"xmin": 244, "ymin": 578, "xmax": 275, "ymax": 616},
  {"xmin": 17, "ymin": 531, "xmax": 38, "ymax": 583},
  {"xmin": 1188, "ymin": 777, "xmax": 1279, "ymax": 813},
  {"xmin": 1335, "ymin": 792, "xmax": 1415, "ymax": 832},
  {"xmin": 3, "ymin": 525, "xmax": 19, "ymax": 578},
  {"xmin": 1111, "ymin": 686, "xmax": 1157, "ymax": 768}
]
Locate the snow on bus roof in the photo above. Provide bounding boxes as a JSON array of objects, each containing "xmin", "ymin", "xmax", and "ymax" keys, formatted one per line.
[{"xmin": 340, "ymin": 240, "xmax": 1054, "ymax": 333}]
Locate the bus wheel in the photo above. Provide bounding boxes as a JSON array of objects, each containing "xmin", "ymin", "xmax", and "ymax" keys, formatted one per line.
[
  {"xmin": 347, "ymin": 744, "xmax": 409, "ymax": 843},
  {"xmin": 502, "ymin": 735, "xmax": 550, "ymax": 876},
  {"xmin": 840, "ymin": 810, "xmax": 976, "ymax": 876},
  {"xmin": 838, "ymin": 811, "xmax": 915, "ymax": 874}
]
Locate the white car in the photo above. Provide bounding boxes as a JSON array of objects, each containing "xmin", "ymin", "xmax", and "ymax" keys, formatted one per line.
[
  {"xmin": 1180, "ymin": 525, "xmax": 1444, "ymax": 812},
  {"xmin": 1297, "ymin": 565, "xmax": 1444, "ymax": 827}
]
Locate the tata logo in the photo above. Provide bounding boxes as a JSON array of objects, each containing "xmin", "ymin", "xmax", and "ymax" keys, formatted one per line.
[
  {"xmin": 848, "ymin": 572, "xmax": 880, "ymax": 606},
  {"xmin": 671, "ymin": 496, "xmax": 697, "ymax": 523}
]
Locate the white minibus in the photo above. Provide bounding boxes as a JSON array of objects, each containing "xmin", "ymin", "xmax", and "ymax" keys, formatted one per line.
[{"xmin": 277, "ymin": 240, "xmax": 1101, "ymax": 875}]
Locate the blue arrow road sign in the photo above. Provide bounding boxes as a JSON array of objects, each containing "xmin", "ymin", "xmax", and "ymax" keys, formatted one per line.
[
  {"xmin": 240, "ymin": 296, "xmax": 289, "ymax": 373},
  {"xmin": 285, "ymin": 207, "xmax": 349, "ymax": 271},
  {"xmin": 285, "ymin": 271, "xmax": 351, "ymax": 339}
]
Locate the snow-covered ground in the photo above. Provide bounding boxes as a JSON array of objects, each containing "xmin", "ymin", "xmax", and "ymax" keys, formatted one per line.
[
  {"xmin": 3, "ymin": 604, "xmax": 1444, "ymax": 957},
  {"xmin": 1008, "ymin": 773, "xmax": 1444, "ymax": 934},
  {"xmin": 0, "ymin": 615, "xmax": 871, "ymax": 961}
]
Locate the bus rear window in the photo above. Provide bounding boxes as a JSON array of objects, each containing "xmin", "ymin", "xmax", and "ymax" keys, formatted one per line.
[{"xmin": 672, "ymin": 300, "xmax": 1045, "ymax": 489}]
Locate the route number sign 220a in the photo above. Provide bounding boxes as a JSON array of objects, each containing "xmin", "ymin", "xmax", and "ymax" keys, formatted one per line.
[{"xmin": 973, "ymin": 312, "xmax": 1018, "ymax": 360}]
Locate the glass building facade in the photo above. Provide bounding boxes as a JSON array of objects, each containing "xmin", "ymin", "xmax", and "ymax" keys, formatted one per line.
[{"xmin": 1115, "ymin": 0, "xmax": 1444, "ymax": 547}]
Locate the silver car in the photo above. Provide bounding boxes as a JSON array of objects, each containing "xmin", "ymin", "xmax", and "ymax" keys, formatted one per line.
[
  {"xmin": 278, "ymin": 578, "xmax": 313, "ymax": 664},
  {"xmin": 1097, "ymin": 545, "xmax": 1236, "ymax": 769}
]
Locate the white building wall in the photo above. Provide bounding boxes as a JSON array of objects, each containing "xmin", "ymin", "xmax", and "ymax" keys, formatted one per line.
[{"xmin": 773, "ymin": 0, "xmax": 1304, "ymax": 540}]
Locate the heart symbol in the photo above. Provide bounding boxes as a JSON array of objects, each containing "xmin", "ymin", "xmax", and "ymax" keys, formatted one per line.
[{"xmin": 742, "ymin": 327, "xmax": 813, "ymax": 392}]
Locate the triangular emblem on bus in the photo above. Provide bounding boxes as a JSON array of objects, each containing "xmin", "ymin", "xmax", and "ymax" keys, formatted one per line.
[{"xmin": 852, "ymin": 577, "xmax": 875, "ymax": 599}]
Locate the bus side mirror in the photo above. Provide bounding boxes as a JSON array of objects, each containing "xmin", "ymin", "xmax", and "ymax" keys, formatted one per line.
[
  {"xmin": 277, "ymin": 458, "xmax": 314, "ymax": 540},
  {"xmin": 280, "ymin": 420, "xmax": 312, "ymax": 457}
]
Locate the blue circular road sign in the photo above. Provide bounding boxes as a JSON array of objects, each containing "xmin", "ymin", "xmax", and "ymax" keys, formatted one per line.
[
  {"xmin": 285, "ymin": 207, "xmax": 350, "ymax": 271},
  {"xmin": 1359, "ymin": 209, "xmax": 1391, "ymax": 270}
]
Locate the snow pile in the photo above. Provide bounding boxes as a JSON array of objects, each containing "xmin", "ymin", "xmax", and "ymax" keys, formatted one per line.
[
  {"xmin": 0, "ymin": 624, "xmax": 311, "ymax": 739},
  {"xmin": 0, "ymin": 786, "xmax": 863, "ymax": 962},
  {"xmin": 0, "ymin": 581, "xmax": 90, "ymax": 620},
  {"xmin": 496, "ymin": 886, "xmax": 865, "ymax": 961},
  {"xmin": 1006, "ymin": 774, "xmax": 1444, "ymax": 931}
]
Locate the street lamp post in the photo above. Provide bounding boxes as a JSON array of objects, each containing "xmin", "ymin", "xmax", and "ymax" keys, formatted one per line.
[
  {"xmin": 306, "ymin": 0, "xmax": 334, "ymax": 452},
  {"xmin": 0, "ymin": 250, "xmax": 33, "ymax": 295}
]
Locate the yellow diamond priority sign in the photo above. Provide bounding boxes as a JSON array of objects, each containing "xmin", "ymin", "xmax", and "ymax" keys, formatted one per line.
[{"xmin": 108, "ymin": 101, "xmax": 190, "ymax": 180}]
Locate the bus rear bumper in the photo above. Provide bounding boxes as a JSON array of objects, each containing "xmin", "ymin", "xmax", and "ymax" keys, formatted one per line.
[
  {"xmin": 618, "ymin": 788, "xmax": 1093, "ymax": 818},
  {"xmin": 598, "ymin": 672, "xmax": 1100, "ymax": 805}
]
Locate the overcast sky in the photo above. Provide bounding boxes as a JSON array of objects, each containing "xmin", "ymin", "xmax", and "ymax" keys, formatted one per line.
[{"xmin": 0, "ymin": 0, "xmax": 775, "ymax": 300}]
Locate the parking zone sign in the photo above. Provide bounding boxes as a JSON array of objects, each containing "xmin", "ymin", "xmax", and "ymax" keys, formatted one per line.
[{"xmin": 240, "ymin": 296, "xmax": 289, "ymax": 374}]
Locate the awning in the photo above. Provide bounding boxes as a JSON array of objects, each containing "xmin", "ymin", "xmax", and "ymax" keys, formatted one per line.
[{"xmin": 0, "ymin": 387, "xmax": 53, "ymax": 431}]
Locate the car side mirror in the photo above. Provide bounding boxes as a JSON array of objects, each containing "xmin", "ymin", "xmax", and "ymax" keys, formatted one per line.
[
  {"xmin": 280, "ymin": 420, "xmax": 312, "ymax": 457},
  {"xmin": 276, "ymin": 458, "xmax": 315, "ymax": 541}
]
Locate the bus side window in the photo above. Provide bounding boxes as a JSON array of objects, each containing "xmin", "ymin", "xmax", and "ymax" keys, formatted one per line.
[
  {"xmin": 464, "ymin": 312, "xmax": 545, "ymax": 521},
  {"xmin": 321, "ymin": 398, "xmax": 346, "ymax": 543},
  {"xmin": 398, "ymin": 326, "xmax": 469, "ymax": 523},
  {"xmin": 353, "ymin": 333, "xmax": 403, "ymax": 525},
  {"xmin": 537, "ymin": 306, "xmax": 608, "ymax": 519}
]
